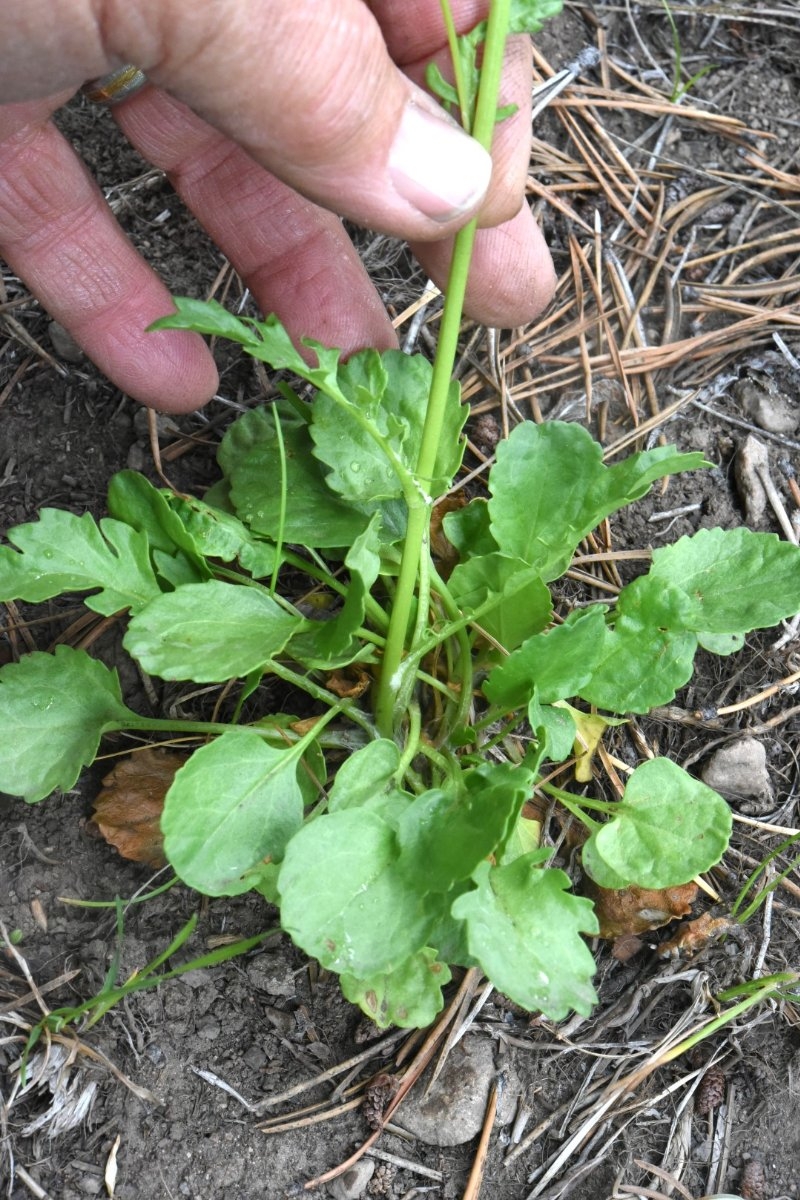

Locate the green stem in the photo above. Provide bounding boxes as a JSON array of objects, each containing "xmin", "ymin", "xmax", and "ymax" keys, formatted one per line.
[{"xmin": 374, "ymin": 0, "xmax": 510, "ymax": 738}]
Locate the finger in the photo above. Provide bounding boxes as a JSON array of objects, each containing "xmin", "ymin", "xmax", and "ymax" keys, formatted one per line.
[
  {"xmin": 27, "ymin": 0, "xmax": 494, "ymax": 239},
  {"xmin": 112, "ymin": 86, "xmax": 398, "ymax": 355},
  {"xmin": 0, "ymin": 98, "xmax": 218, "ymax": 410},
  {"xmin": 411, "ymin": 202, "xmax": 556, "ymax": 329}
]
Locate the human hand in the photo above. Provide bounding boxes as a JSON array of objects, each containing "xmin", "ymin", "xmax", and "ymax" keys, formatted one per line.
[{"xmin": 0, "ymin": 1, "xmax": 556, "ymax": 410}]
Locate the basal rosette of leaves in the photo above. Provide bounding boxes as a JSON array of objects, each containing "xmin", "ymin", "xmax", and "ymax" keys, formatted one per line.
[
  {"xmin": 3, "ymin": 314, "xmax": 800, "ymax": 1023},
  {"xmin": 2, "ymin": 0, "xmax": 800, "ymax": 1028}
]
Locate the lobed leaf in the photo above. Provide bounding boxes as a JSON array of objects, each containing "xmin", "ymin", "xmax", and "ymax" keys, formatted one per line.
[
  {"xmin": 488, "ymin": 422, "xmax": 704, "ymax": 581},
  {"xmin": 0, "ymin": 509, "xmax": 161, "ymax": 615},
  {"xmin": 340, "ymin": 948, "xmax": 452, "ymax": 1029},
  {"xmin": 452, "ymin": 856, "xmax": 598, "ymax": 1018},
  {"xmin": 123, "ymin": 579, "xmax": 301, "ymax": 680},
  {"xmin": 162, "ymin": 729, "xmax": 304, "ymax": 895},
  {"xmin": 578, "ymin": 578, "xmax": 699, "ymax": 713},
  {"xmin": 311, "ymin": 350, "xmax": 466, "ymax": 503},
  {"xmin": 581, "ymin": 758, "xmax": 732, "ymax": 889},
  {"xmin": 484, "ymin": 605, "xmax": 607, "ymax": 709},
  {"xmin": 448, "ymin": 553, "xmax": 551, "ymax": 650},
  {"xmin": 0, "ymin": 647, "xmax": 133, "ymax": 802}
]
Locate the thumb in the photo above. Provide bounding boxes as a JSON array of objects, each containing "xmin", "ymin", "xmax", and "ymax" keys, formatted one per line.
[{"xmin": 108, "ymin": 0, "xmax": 493, "ymax": 238}]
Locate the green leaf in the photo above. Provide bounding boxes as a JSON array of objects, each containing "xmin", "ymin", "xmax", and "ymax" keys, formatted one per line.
[
  {"xmin": 581, "ymin": 758, "xmax": 732, "ymax": 889},
  {"xmin": 288, "ymin": 512, "xmax": 382, "ymax": 668},
  {"xmin": 528, "ymin": 699, "xmax": 577, "ymax": 763},
  {"xmin": 650, "ymin": 527, "xmax": 800, "ymax": 634},
  {"xmin": 452, "ymin": 856, "xmax": 598, "ymax": 1018},
  {"xmin": 151, "ymin": 298, "xmax": 343, "ymax": 396},
  {"xmin": 328, "ymin": 739, "xmax": 401, "ymax": 812},
  {"xmin": 311, "ymin": 350, "xmax": 466, "ymax": 503},
  {"xmin": 578, "ymin": 578, "xmax": 699, "ymax": 713},
  {"xmin": 0, "ymin": 509, "xmax": 161, "ymax": 615},
  {"xmin": 166, "ymin": 492, "xmax": 278, "ymax": 578},
  {"xmin": 508, "ymin": 0, "xmax": 565, "ymax": 34},
  {"xmin": 162, "ymin": 729, "xmax": 304, "ymax": 895},
  {"xmin": 442, "ymin": 498, "xmax": 497, "ymax": 560},
  {"xmin": 488, "ymin": 422, "xmax": 704, "ymax": 581},
  {"xmin": 124, "ymin": 580, "xmax": 301, "ymax": 680},
  {"xmin": 397, "ymin": 765, "xmax": 530, "ymax": 893},
  {"xmin": 0, "ymin": 647, "xmax": 132, "ymax": 802},
  {"xmin": 341, "ymin": 947, "xmax": 452, "ymax": 1028},
  {"xmin": 484, "ymin": 605, "xmax": 608, "ymax": 709},
  {"xmin": 448, "ymin": 554, "xmax": 551, "ymax": 650},
  {"xmin": 107, "ymin": 471, "xmax": 203, "ymax": 563},
  {"xmin": 278, "ymin": 811, "xmax": 433, "ymax": 976},
  {"xmin": 221, "ymin": 406, "xmax": 373, "ymax": 549}
]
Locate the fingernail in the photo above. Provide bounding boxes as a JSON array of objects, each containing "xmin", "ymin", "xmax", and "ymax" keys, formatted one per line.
[{"xmin": 389, "ymin": 100, "xmax": 491, "ymax": 223}]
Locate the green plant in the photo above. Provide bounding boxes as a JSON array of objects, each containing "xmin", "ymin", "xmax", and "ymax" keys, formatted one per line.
[{"xmin": 2, "ymin": 1, "xmax": 800, "ymax": 1029}]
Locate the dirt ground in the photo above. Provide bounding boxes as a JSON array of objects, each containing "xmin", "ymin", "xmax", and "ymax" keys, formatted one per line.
[{"xmin": 2, "ymin": 4, "xmax": 800, "ymax": 1199}]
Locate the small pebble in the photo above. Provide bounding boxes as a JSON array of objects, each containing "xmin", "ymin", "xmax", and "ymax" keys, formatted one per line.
[
  {"xmin": 48, "ymin": 320, "xmax": 84, "ymax": 363},
  {"xmin": 328, "ymin": 1159, "xmax": 375, "ymax": 1200},
  {"xmin": 701, "ymin": 737, "xmax": 774, "ymax": 814}
]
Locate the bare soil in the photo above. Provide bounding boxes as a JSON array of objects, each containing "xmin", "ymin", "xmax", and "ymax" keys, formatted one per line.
[{"xmin": 2, "ymin": 5, "xmax": 800, "ymax": 1199}]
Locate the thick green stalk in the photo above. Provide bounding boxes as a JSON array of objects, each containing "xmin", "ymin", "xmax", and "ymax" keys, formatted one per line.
[{"xmin": 375, "ymin": 0, "xmax": 511, "ymax": 737}]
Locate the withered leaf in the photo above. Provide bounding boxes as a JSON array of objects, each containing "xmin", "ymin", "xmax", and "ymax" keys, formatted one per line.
[
  {"xmin": 582, "ymin": 878, "xmax": 698, "ymax": 940},
  {"xmin": 91, "ymin": 748, "xmax": 188, "ymax": 867}
]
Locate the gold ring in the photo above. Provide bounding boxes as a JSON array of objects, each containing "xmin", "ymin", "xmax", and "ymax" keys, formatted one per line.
[{"xmin": 83, "ymin": 64, "xmax": 148, "ymax": 106}]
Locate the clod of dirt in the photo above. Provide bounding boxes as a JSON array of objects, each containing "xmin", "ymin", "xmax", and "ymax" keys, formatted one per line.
[
  {"xmin": 397, "ymin": 1035, "xmax": 515, "ymax": 1147},
  {"xmin": 700, "ymin": 737, "xmax": 774, "ymax": 814},
  {"xmin": 328, "ymin": 1158, "xmax": 375, "ymax": 1200}
]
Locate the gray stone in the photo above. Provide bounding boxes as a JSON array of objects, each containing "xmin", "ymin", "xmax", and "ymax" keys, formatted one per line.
[
  {"xmin": 735, "ymin": 376, "xmax": 798, "ymax": 435},
  {"xmin": 734, "ymin": 436, "xmax": 769, "ymax": 525},
  {"xmin": 327, "ymin": 1159, "xmax": 375, "ymax": 1199},
  {"xmin": 396, "ymin": 1035, "xmax": 517, "ymax": 1147},
  {"xmin": 48, "ymin": 320, "xmax": 84, "ymax": 363},
  {"xmin": 701, "ymin": 738, "xmax": 774, "ymax": 814}
]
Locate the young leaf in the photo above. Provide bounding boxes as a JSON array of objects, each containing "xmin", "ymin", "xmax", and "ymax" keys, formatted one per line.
[
  {"xmin": 442, "ymin": 497, "xmax": 497, "ymax": 560},
  {"xmin": 166, "ymin": 492, "xmax": 278, "ymax": 578},
  {"xmin": 447, "ymin": 554, "xmax": 551, "ymax": 650},
  {"xmin": 528, "ymin": 697, "xmax": 577, "ymax": 763},
  {"xmin": 123, "ymin": 579, "xmax": 301, "ymax": 680},
  {"xmin": 577, "ymin": 578, "xmax": 699, "ymax": 713},
  {"xmin": 161, "ymin": 729, "xmax": 304, "ymax": 895},
  {"xmin": 0, "ymin": 647, "xmax": 133, "ymax": 802},
  {"xmin": 278, "ymin": 810, "xmax": 433, "ymax": 976},
  {"xmin": 107, "ymin": 471, "xmax": 204, "ymax": 563},
  {"xmin": 488, "ymin": 422, "xmax": 704, "ymax": 581},
  {"xmin": 650, "ymin": 527, "xmax": 800, "ymax": 634},
  {"xmin": 151, "ymin": 298, "xmax": 343, "ymax": 396},
  {"xmin": 581, "ymin": 758, "xmax": 732, "ymax": 890},
  {"xmin": 484, "ymin": 605, "xmax": 608, "ymax": 709},
  {"xmin": 452, "ymin": 856, "xmax": 598, "ymax": 1018},
  {"xmin": 287, "ymin": 512, "xmax": 382, "ymax": 668},
  {"xmin": 340, "ymin": 947, "xmax": 452, "ymax": 1029},
  {"xmin": 327, "ymin": 739, "xmax": 402, "ymax": 812},
  {"xmin": 0, "ymin": 509, "xmax": 161, "ymax": 615}
]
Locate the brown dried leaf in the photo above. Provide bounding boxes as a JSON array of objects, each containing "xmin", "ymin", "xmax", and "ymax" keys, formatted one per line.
[
  {"xmin": 91, "ymin": 749, "xmax": 188, "ymax": 867},
  {"xmin": 582, "ymin": 878, "xmax": 698, "ymax": 939},
  {"xmin": 657, "ymin": 910, "xmax": 738, "ymax": 959},
  {"xmin": 326, "ymin": 665, "xmax": 371, "ymax": 699}
]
